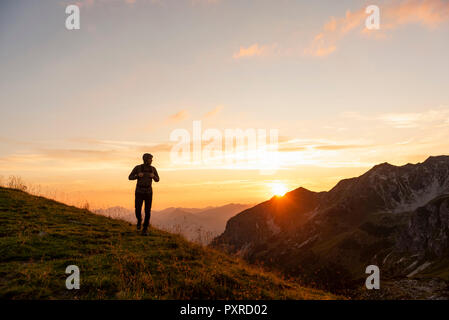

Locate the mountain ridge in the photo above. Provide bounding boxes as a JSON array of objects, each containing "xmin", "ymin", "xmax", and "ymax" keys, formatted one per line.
[{"xmin": 212, "ymin": 156, "xmax": 449, "ymax": 298}]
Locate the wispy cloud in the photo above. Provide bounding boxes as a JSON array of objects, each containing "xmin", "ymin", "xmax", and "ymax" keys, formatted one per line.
[
  {"xmin": 136, "ymin": 143, "xmax": 174, "ymax": 153},
  {"xmin": 305, "ymin": 0, "xmax": 449, "ymax": 57},
  {"xmin": 203, "ymin": 105, "xmax": 223, "ymax": 118},
  {"xmin": 232, "ymin": 43, "xmax": 277, "ymax": 59},
  {"xmin": 278, "ymin": 138, "xmax": 372, "ymax": 152},
  {"xmin": 70, "ymin": 138, "xmax": 172, "ymax": 150},
  {"xmin": 382, "ymin": 0, "xmax": 449, "ymax": 29},
  {"xmin": 314, "ymin": 144, "xmax": 370, "ymax": 151},
  {"xmin": 379, "ymin": 108, "xmax": 449, "ymax": 128},
  {"xmin": 341, "ymin": 107, "xmax": 449, "ymax": 129},
  {"xmin": 168, "ymin": 110, "xmax": 189, "ymax": 122},
  {"xmin": 38, "ymin": 148, "xmax": 119, "ymax": 161},
  {"xmin": 341, "ymin": 106, "xmax": 449, "ymax": 131}
]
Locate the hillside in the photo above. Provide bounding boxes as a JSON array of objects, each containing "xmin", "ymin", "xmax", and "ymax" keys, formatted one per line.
[
  {"xmin": 212, "ymin": 156, "xmax": 449, "ymax": 299},
  {"xmin": 0, "ymin": 187, "xmax": 337, "ymax": 299}
]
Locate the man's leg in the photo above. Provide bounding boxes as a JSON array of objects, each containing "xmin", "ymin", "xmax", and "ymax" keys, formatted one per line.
[
  {"xmin": 135, "ymin": 193, "xmax": 144, "ymax": 230},
  {"xmin": 142, "ymin": 192, "xmax": 153, "ymax": 233}
]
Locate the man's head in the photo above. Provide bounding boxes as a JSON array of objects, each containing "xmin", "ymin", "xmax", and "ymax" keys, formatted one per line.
[{"xmin": 142, "ymin": 153, "xmax": 153, "ymax": 165}]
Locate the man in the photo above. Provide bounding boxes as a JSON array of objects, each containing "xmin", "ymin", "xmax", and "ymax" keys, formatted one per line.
[{"xmin": 128, "ymin": 153, "xmax": 160, "ymax": 235}]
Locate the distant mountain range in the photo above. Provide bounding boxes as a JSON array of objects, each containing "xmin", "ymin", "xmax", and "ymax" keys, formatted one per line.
[
  {"xmin": 95, "ymin": 203, "xmax": 253, "ymax": 245},
  {"xmin": 212, "ymin": 156, "xmax": 449, "ymax": 299}
]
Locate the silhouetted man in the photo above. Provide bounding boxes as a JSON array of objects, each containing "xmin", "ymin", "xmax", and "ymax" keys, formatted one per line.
[{"xmin": 128, "ymin": 153, "xmax": 160, "ymax": 235}]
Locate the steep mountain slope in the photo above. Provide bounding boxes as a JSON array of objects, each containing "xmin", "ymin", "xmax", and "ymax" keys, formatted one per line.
[
  {"xmin": 95, "ymin": 204, "xmax": 252, "ymax": 245},
  {"xmin": 212, "ymin": 156, "xmax": 449, "ymax": 298},
  {"xmin": 0, "ymin": 187, "xmax": 337, "ymax": 299}
]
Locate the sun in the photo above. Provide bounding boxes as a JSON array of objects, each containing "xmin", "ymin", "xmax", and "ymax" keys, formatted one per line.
[{"xmin": 270, "ymin": 182, "xmax": 288, "ymax": 197}]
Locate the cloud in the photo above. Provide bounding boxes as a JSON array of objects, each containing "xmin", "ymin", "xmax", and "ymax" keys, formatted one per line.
[
  {"xmin": 279, "ymin": 144, "xmax": 370, "ymax": 152},
  {"xmin": 38, "ymin": 148, "xmax": 119, "ymax": 161},
  {"xmin": 379, "ymin": 108, "xmax": 449, "ymax": 128},
  {"xmin": 0, "ymin": 142, "xmax": 174, "ymax": 171},
  {"xmin": 168, "ymin": 110, "xmax": 189, "ymax": 122},
  {"xmin": 278, "ymin": 138, "xmax": 371, "ymax": 152},
  {"xmin": 278, "ymin": 145, "xmax": 307, "ymax": 152},
  {"xmin": 69, "ymin": 138, "xmax": 145, "ymax": 147},
  {"xmin": 314, "ymin": 144, "xmax": 369, "ymax": 151},
  {"xmin": 203, "ymin": 105, "xmax": 223, "ymax": 118},
  {"xmin": 340, "ymin": 107, "xmax": 449, "ymax": 129},
  {"xmin": 305, "ymin": 7, "xmax": 371, "ymax": 57},
  {"xmin": 305, "ymin": 0, "xmax": 449, "ymax": 57},
  {"xmin": 382, "ymin": 0, "xmax": 449, "ymax": 29},
  {"xmin": 232, "ymin": 43, "xmax": 276, "ymax": 59},
  {"xmin": 136, "ymin": 143, "xmax": 174, "ymax": 153},
  {"xmin": 68, "ymin": 138, "xmax": 175, "ymax": 154},
  {"xmin": 0, "ymin": 137, "xmax": 40, "ymax": 147}
]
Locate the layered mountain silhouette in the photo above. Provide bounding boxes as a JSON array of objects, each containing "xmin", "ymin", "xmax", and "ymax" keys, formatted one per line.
[
  {"xmin": 212, "ymin": 156, "xmax": 449, "ymax": 299},
  {"xmin": 96, "ymin": 203, "xmax": 252, "ymax": 245}
]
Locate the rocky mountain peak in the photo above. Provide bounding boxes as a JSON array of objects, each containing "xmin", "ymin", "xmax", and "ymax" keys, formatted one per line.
[
  {"xmin": 324, "ymin": 157, "xmax": 449, "ymax": 214},
  {"xmin": 212, "ymin": 156, "xmax": 449, "ymax": 298}
]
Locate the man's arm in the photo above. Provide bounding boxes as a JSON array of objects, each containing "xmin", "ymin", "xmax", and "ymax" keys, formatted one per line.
[
  {"xmin": 128, "ymin": 166, "xmax": 139, "ymax": 180},
  {"xmin": 152, "ymin": 167, "xmax": 160, "ymax": 182}
]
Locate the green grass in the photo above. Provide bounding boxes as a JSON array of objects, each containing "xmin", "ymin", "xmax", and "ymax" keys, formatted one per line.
[{"xmin": 0, "ymin": 187, "xmax": 339, "ymax": 300}]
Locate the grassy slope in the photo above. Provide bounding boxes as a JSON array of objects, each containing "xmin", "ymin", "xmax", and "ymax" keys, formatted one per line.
[{"xmin": 0, "ymin": 187, "xmax": 338, "ymax": 300}]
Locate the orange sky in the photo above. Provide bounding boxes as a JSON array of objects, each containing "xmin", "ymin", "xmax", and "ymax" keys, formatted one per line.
[{"xmin": 1, "ymin": 0, "xmax": 449, "ymax": 210}]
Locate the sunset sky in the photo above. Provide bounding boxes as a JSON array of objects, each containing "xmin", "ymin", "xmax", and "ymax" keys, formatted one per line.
[{"xmin": 1, "ymin": 0, "xmax": 449, "ymax": 210}]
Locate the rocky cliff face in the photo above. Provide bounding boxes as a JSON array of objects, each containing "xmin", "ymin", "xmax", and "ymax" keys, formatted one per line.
[
  {"xmin": 212, "ymin": 156, "xmax": 449, "ymax": 297},
  {"xmin": 397, "ymin": 195, "xmax": 449, "ymax": 258},
  {"xmin": 322, "ymin": 156, "xmax": 449, "ymax": 214}
]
